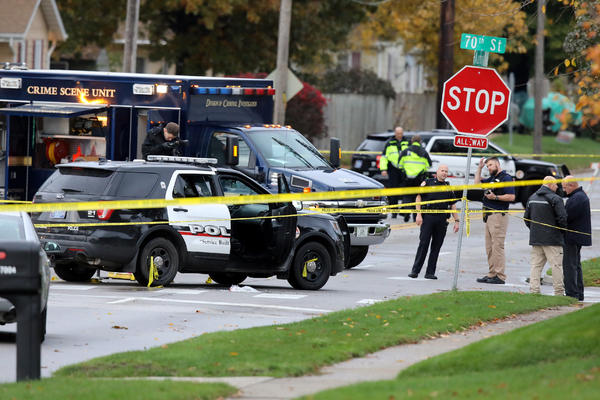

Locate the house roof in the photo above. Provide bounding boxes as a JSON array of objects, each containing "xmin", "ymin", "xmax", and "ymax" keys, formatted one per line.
[{"xmin": 0, "ymin": 0, "xmax": 67, "ymax": 41}]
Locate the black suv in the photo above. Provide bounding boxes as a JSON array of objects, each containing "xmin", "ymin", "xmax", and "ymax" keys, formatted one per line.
[{"xmin": 31, "ymin": 156, "xmax": 348, "ymax": 290}]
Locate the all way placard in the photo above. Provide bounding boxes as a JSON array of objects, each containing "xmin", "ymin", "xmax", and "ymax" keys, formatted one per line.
[{"xmin": 453, "ymin": 135, "xmax": 488, "ymax": 149}]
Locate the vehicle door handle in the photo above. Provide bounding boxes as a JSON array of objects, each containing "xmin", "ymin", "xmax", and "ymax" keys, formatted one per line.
[{"xmin": 173, "ymin": 207, "xmax": 188, "ymax": 212}]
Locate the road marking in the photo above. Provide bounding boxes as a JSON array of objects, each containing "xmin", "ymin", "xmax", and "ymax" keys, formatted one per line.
[
  {"xmin": 52, "ymin": 293, "xmax": 331, "ymax": 313},
  {"xmin": 50, "ymin": 284, "xmax": 97, "ymax": 291},
  {"xmin": 158, "ymin": 289, "xmax": 207, "ymax": 295},
  {"xmin": 253, "ymin": 294, "xmax": 307, "ymax": 300},
  {"xmin": 387, "ymin": 276, "xmax": 427, "ymax": 281},
  {"xmin": 439, "ymin": 252, "xmax": 452, "ymax": 256},
  {"xmin": 356, "ymin": 299, "xmax": 381, "ymax": 304},
  {"xmin": 353, "ymin": 264, "xmax": 374, "ymax": 269},
  {"xmin": 107, "ymin": 297, "xmax": 135, "ymax": 304}
]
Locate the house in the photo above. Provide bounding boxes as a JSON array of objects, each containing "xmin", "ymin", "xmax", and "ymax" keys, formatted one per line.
[{"xmin": 0, "ymin": 0, "xmax": 67, "ymax": 69}]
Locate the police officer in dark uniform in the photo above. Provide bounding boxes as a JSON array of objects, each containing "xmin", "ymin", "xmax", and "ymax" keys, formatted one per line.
[
  {"xmin": 380, "ymin": 126, "xmax": 409, "ymax": 218},
  {"xmin": 408, "ymin": 164, "xmax": 460, "ymax": 279},
  {"xmin": 141, "ymin": 122, "xmax": 181, "ymax": 160}
]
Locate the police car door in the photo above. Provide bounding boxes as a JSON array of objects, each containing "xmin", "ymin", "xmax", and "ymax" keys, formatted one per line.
[
  {"xmin": 165, "ymin": 171, "xmax": 231, "ymax": 255},
  {"xmin": 218, "ymin": 173, "xmax": 296, "ymax": 270}
]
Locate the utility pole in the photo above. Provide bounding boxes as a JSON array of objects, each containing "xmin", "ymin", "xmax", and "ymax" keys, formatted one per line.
[
  {"xmin": 123, "ymin": 0, "xmax": 140, "ymax": 73},
  {"xmin": 533, "ymin": 0, "xmax": 545, "ymax": 155},
  {"xmin": 274, "ymin": 0, "xmax": 292, "ymax": 124},
  {"xmin": 436, "ymin": 0, "xmax": 455, "ymax": 129}
]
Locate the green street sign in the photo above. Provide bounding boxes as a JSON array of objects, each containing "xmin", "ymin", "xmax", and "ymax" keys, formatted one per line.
[{"xmin": 460, "ymin": 33, "xmax": 506, "ymax": 54}]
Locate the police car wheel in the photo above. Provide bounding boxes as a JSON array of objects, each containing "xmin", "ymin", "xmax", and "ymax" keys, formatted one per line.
[
  {"xmin": 54, "ymin": 263, "xmax": 97, "ymax": 282},
  {"xmin": 288, "ymin": 242, "xmax": 331, "ymax": 290},
  {"xmin": 346, "ymin": 246, "xmax": 369, "ymax": 269},
  {"xmin": 209, "ymin": 273, "xmax": 247, "ymax": 286},
  {"xmin": 136, "ymin": 238, "xmax": 179, "ymax": 287}
]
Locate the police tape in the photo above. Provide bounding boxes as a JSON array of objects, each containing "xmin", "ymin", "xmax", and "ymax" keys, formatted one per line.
[
  {"xmin": 321, "ymin": 150, "xmax": 600, "ymax": 158},
  {"xmin": 1, "ymin": 176, "xmax": 598, "ymax": 214}
]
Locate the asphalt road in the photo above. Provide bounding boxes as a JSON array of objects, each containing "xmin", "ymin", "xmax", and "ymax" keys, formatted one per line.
[{"xmin": 1, "ymin": 173, "xmax": 599, "ymax": 382}]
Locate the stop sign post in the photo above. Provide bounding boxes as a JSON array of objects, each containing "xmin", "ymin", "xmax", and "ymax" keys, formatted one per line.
[{"xmin": 441, "ymin": 36, "xmax": 511, "ymax": 290}]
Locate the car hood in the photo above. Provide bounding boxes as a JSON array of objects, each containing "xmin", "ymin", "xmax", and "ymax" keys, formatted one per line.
[{"xmin": 286, "ymin": 168, "xmax": 384, "ymax": 191}]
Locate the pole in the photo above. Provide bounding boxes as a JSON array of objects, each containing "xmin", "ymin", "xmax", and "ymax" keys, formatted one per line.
[
  {"xmin": 533, "ymin": 0, "xmax": 545, "ymax": 156},
  {"xmin": 123, "ymin": 0, "xmax": 140, "ymax": 73},
  {"xmin": 451, "ymin": 50, "xmax": 488, "ymax": 291},
  {"xmin": 274, "ymin": 0, "xmax": 292, "ymax": 124},
  {"xmin": 508, "ymin": 72, "xmax": 515, "ymax": 146},
  {"xmin": 436, "ymin": 0, "xmax": 455, "ymax": 129}
]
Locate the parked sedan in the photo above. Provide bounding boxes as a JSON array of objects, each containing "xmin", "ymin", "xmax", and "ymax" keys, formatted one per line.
[{"xmin": 0, "ymin": 211, "xmax": 51, "ymax": 341}]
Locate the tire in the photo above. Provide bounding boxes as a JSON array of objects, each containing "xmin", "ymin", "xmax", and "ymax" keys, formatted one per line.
[
  {"xmin": 346, "ymin": 246, "xmax": 369, "ymax": 269},
  {"xmin": 53, "ymin": 263, "xmax": 96, "ymax": 282},
  {"xmin": 288, "ymin": 242, "xmax": 331, "ymax": 290},
  {"xmin": 40, "ymin": 308, "xmax": 47, "ymax": 343},
  {"xmin": 135, "ymin": 238, "xmax": 179, "ymax": 287},
  {"xmin": 209, "ymin": 273, "xmax": 247, "ymax": 286}
]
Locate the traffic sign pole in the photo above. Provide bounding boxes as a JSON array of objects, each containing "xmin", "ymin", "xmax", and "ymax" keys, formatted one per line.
[{"xmin": 451, "ymin": 50, "xmax": 490, "ymax": 291}]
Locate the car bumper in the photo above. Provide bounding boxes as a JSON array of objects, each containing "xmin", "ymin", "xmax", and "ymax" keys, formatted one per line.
[{"xmin": 347, "ymin": 222, "xmax": 390, "ymax": 246}]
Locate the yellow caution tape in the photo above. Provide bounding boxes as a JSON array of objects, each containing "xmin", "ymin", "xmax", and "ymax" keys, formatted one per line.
[
  {"xmin": 0, "ymin": 199, "xmax": 31, "ymax": 203},
  {"xmin": 108, "ymin": 272, "xmax": 136, "ymax": 281},
  {"xmin": 465, "ymin": 198, "xmax": 470, "ymax": 237},
  {"xmin": 147, "ymin": 256, "xmax": 155, "ymax": 288},
  {"xmin": 321, "ymin": 150, "xmax": 600, "ymax": 158},
  {"xmin": 3, "ymin": 176, "xmax": 596, "ymax": 214}
]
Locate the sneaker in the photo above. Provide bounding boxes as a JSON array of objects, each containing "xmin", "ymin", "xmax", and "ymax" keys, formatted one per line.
[
  {"xmin": 408, "ymin": 272, "xmax": 418, "ymax": 278},
  {"xmin": 424, "ymin": 274, "xmax": 438, "ymax": 280},
  {"xmin": 487, "ymin": 276, "xmax": 505, "ymax": 284},
  {"xmin": 476, "ymin": 276, "xmax": 491, "ymax": 283}
]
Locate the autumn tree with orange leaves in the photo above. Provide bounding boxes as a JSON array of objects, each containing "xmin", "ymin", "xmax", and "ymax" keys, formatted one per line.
[
  {"xmin": 354, "ymin": 0, "xmax": 529, "ymax": 84},
  {"xmin": 565, "ymin": 1, "xmax": 600, "ymax": 128}
]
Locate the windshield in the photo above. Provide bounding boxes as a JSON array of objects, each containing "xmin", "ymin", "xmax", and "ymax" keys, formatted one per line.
[
  {"xmin": 357, "ymin": 138, "xmax": 389, "ymax": 152},
  {"xmin": 248, "ymin": 129, "xmax": 331, "ymax": 169}
]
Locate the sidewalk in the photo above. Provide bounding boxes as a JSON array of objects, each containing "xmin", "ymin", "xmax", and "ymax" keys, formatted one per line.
[{"xmin": 130, "ymin": 304, "xmax": 583, "ymax": 400}]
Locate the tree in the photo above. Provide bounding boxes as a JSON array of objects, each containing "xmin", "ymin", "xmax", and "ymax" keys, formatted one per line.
[
  {"xmin": 565, "ymin": 1, "xmax": 600, "ymax": 128},
  {"xmin": 55, "ymin": 0, "xmax": 126, "ymax": 57},
  {"xmin": 355, "ymin": 0, "xmax": 529, "ymax": 83},
  {"xmin": 139, "ymin": 0, "xmax": 368, "ymax": 75}
]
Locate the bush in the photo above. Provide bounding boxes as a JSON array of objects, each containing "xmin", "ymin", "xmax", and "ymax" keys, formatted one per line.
[
  {"xmin": 285, "ymin": 81, "xmax": 327, "ymax": 141},
  {"xmin": 315, "ymin": 66, "xmax": 396, "ymax": 99}
]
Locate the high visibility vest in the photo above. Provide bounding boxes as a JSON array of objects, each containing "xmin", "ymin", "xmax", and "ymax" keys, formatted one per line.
[
  {"xmin": 399, "ymin": 143, "xmax": 430, "ymax": 178},
  {"xmin": 380, "ymin": 139, "xmax": 409, "ymax": 171}
]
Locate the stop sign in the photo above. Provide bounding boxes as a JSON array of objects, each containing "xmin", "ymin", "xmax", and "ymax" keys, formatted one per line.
[{"xmin": 441, "ymin": 66, "xmax": 511, "ymax": 136}]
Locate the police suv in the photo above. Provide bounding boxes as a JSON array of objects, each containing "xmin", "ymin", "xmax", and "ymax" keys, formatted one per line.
[{"xmin": 31, "ymin": 156, "xmax": 347, "ymax": 290}]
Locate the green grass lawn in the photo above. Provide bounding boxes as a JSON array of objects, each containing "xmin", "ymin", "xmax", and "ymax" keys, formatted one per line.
[
  {"xmin": 308, "ymin": 303, "xmax": 600, "ymax": 399},
  {"xmin": 0, "ymin": 378, "xmax": 235, "ymax": 400},
  {"xmin": 490, "ymin": 133, "xmax": 600, "ymax": 170},
  {"xmin": 55, "ymin": 292, "xmax": 574, "ymax": 380},
  {"xmin": 547, "ymin": 257, "xmax": 600, "ymax": 287}
]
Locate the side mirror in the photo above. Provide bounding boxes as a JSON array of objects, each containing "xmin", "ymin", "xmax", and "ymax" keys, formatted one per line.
[
  {"xmin": 226, "ymin": 136, "xmax": 239, "ymax": 166},
  {"xmin": 43, "ymin": 242, "xmax": 60, "ymax": 254},
  {"xmin": 560, "ymin": 164, "xmax": 570, "ymax": 177},
  {"xmin": 330, "ymin": 137, "xmax": 341, "ymax": 168}
]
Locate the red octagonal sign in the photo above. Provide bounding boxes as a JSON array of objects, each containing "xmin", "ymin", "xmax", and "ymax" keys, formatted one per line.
[{"xmin": 441, "ymin": 66, "xmax": 511, "ymax": 136}]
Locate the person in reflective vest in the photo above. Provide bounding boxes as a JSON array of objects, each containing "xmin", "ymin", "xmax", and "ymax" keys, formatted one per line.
[
  {"xmin": 398, "ymin": 135, "xmax": 432, "ymax": 222},
  {"xmin": 380, "ymin": 127, "xmax": 409, "ymax": 219}
]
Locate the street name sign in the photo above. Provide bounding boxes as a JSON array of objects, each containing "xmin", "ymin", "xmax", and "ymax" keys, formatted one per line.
[
  {"xmin": 441, "ymin": 65, "xmax": 511, "ymax": 136},
  {"xmin": 460, "ymin": 33, "xmax": 506, "ymax": 54},
  {"xmin": 453, "ymin": 135, "xmax": 488, "ymax": 150}
]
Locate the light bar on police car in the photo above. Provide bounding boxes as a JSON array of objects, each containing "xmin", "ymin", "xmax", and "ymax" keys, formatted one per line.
[
  {"xmin": 146, "ymin": 155, "xmax": 218, "ymax": 164},
  {"xmin": 190, "ymin": 87, "xmax": 275, "ymax": 96}
]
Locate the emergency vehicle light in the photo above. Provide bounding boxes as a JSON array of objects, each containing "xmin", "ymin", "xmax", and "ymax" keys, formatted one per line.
[
  {"xmin": 208, "ymin": 88, "xmax": 218, "ymax": 94},
  {"xmin": 133, "ymin": 84, "xmax": 154, "ymax": 95},
  {"xmin": 146, "ymin": 155, "xmax": 218, "ymax": 165},
  {"xmin": 156, "ymin": 84, "xmax": 168, "ymax": 94},
  {"xmin": 190, "ymin": 87, "xmax": 275, "ymax": 96},
  {"xmin": 0, "ymin": 77, "xmax": 21, "ymax": 89}
]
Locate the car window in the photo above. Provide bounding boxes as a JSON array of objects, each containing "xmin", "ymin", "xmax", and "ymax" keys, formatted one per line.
[
  {"xmin": 430, "ymin": 139, "xmax": 467, "ymax": 154},
  {"xmin": 38, "ymin": 168, "xmax": 114, "ymax": 195},
  {"xmin": 219, "ymin": 176, "xmax": 261, "ymax": 196},
  {"xmin": 208, "ymin": 132, "xmax": 255, "ymax": 168},
  {"xmin": 0, "ymin": 215, "xmax": 24, "ymax": 240},
  {"xmin": 113, "ymin": 172, "xmax": 159, "ymax": 198},
  {"xmin": 357, "ymin": 138, "xmax": 388, "ymax": 152},
  {"xmin": 173, "ymin": 174, "xmax": 214, "ymax": 198}
]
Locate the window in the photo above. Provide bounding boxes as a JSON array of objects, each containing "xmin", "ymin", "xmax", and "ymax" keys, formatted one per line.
[
  {"xmin": 0, "ymin": 215, "xmax": 24, "ymax": 240},
  {"xmin": 172, "ymin": 174, "xmax": 214, "ymax": 198},
  {"xmin": 219, "ymin": 176, "xmax": 261, "ymax": 197},
  {"xmin": 113, "ymin": 172, "xmax": 159, "ymax": 198},
  {"xmin": 430, "ymin": 139, "xmax": 467, "ymax": 155},
  {"xmin": 357, "ymin": 138, "xmax": 388, "ymax": 152},
  {"xmin": 39, "ymin": 168, "xmax": 114, "ymax": 195},
  {"xmin": 208, "ymin": 132, "xmax": 255, "ymax": 168}
]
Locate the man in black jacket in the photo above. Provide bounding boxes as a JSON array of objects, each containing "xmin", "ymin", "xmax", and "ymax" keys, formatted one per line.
[
  {"xmin": 562, "ymin": 176, "xmax": 592, "ymax": 301},
  {"xmin": 141, "ymin": 122, "xmax": 181, "ymax": 160},
  {"xmin": 524, "ymin": 176, "xmax": 568, "ymax": 295}
]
